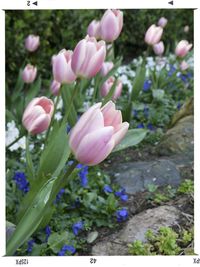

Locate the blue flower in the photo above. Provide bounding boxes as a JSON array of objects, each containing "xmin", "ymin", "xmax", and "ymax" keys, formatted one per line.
[
  {"xmin": 13, "ymin": 172, "xmax": 29, "ymax": 193},
  {"xmin": 132, "ymin": 109, "xmax": 138, "ymax": 118},
  {"xmin": 143, "ymin": 80, "xmax": 152, "ymax": 92},
  {"xmin": 103, "ymin": 185, "xmax": 113, "ymax": 193},
  {"xmin": 147, "ymin": 123, "xmax": 155, "ymax": 131},
  {"xmin": 45, "ymin": 225, "xmax": 51, "ymax": 242},
  {"xmin": 168, "ymin": 65, "xmax": 176, "ymax": 77},
  {"xmin": 115, "ymin": 188, "xmax": 128, "ymax": 202},
  {"xmin": 58, "ymin": 245, "xmax": 76, "ymax": 256},
  {"xmin": 72, "ymin": 221, "xmax": 84, "ymax": 236},
  {"xmin": 136, "ymin": 123, "xmax": 144, "ymax": 129},
  {"xmin": 177, "ymin": 102, "xmax": 182, "ymax": 110},
  {"xmin": 27, "ymin": 239, "xmax": 34, "ymax": 253},
  {"xmin": 179, "ymin": 74, "xmax": 188, "ymax": 83},
  {"xmin": 143, "ymin": 105, "xmax": 149, "ymax": 118},
  {"xmin": 66, "ymin": 124, "xmax": 71, "ymax": 134},
  {"xmin": 55, "ymin": 188, "xmax": 65, "ymax": 203},
  {"xmin": 116, "ymin": 208, "xmax": 128, "ymax": 222},
  {"xmin": 78, "ymin": 165, "xmax": 88, "ymax": 187}
]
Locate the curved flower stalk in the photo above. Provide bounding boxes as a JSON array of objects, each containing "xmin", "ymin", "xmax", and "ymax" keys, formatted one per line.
[{"xmin": 69, "ymin": 101, "xmax": 129, "ymax": 166}]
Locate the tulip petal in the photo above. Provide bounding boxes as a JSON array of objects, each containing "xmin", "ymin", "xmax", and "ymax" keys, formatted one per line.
[
  {"xmin": 113, "ymin": 122, "xmax": 129, "ymax": 145},
  {"xmin": 37, "ymin": 97, "xmax": 54, "ymax": 115},
  {"xmin": 101, "ymin": 10, "xmax": 119, "ymax": 41},
  {"xmin": 29, "ymin": 114, "xmax": 51, "ymax": 135},
  {"xmin": 75, "ymin": 126, "xmax": 115, "ymax": 166},
  {"xmin": 71, "ymin": 39, "xmax": 87, "ymax": 74},
  {"xmin": 101, "ymin": 101, "xmax": 122, "ymax": 128}
]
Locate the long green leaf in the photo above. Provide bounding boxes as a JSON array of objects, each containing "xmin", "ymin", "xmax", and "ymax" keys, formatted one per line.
[
  {"xmin": 6, "ymin": 177, "xmax": 56, "ymax": 256},
  {"xmin": 25, "ymin": 135, "xmax": 35, "ymax": 181},
  {"xmin": 25, "ymin": 77, "xmax": 41, "ymax": 106},
  {"xmin": 112, "ymin": 129, "xmax": 148, "ymax": 152},
  {"xmin": 131, "ymin": 64, "xmax": 146, "ymax": 101}
]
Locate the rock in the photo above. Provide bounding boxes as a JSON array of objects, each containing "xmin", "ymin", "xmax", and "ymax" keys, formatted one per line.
[
  {"xmin": 87, "ymin": 231, "xmax": 99, "ymax": 244},
  {"xmin": 157, "ymin": 115, "xmax": 193, "ymax": 158},
  {"xmin": 92, "ymin": 205, "xmax": 180, "ymax": 256},
  {"xmin": 112, "ymin": 159, "xmax": 180, "ymax": 194}
]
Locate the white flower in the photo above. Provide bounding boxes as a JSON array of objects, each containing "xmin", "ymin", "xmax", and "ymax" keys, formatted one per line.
[
  {"xmin": 57, "ymin": 98, "xmax": 63, "ymax": 110},
  {"xmin": 6, "ymin": 120, "xmax": 19, "ymax": 146},
  {"xmin": 54, "ymin": 111, "xmax": 62, "ymax": 121},
  {"xmin": 9, "ymin": 136, "xmax": 26, "ymax": 151}
]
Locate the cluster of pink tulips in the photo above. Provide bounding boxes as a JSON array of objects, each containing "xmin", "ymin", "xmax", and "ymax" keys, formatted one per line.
[{"xmin": 21, "ymin": 9, "xmax": 129, "ymax": 166}]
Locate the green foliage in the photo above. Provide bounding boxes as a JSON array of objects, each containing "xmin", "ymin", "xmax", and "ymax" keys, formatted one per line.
[
  {"xmin": 128, "ymin": 226, "xmax": 194, "ymax": 255},
  {"xmin": 178, "ymin": 179, "xmax": 194, "ymax": 195}
]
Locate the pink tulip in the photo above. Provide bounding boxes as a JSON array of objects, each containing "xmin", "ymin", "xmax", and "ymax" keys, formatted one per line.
[
  {"xmin": 153, "ymin": 41, "xmax": 164, "ymax": 56},
  {"xmin": 87, "ymin": 20, "xmax": 101, "ymax": 39},
  {"xmin": 144, "ymin": 24, "xmax": 163, "ymax": 45},
  {"xmin": 71, "ymin": 35, "xmax": 106, "ymax": 79},
  {"xmin": 100, "ymin": 77, "xmax": 122, "ymax": 101},
  {"xmin": 52, "ymin": 49, "xmax": 76, "ymax": 84},
  {"xmin": 157, "ymin": 17, "xmax": 168, "ymax": 28},
  {"xmin": 100, "ymin": 9, "xmax": 123, "ymax": 42},
  {"xmin": 175, "ymin": 40, "xmax": 193, "ymax": 58},
  {"xmin": 22, "ymin": 97, "xmax": 54, "ymax": 135},
  {"xmin": 180, "ymin": 60, "xmax": 189, "ymax": 71},
  {"xmin": 69, "ymin": 101, "xmax": 129, "ymax": 166},
  {"xmin": 100, "ymin": 61, "xmax": 114, "ymax": 77},
  {"xmin": 22, "ymin": 64, "xmax": 37, "ymax": 83},
  {"xmin": 50, "ymin": 80, "xmax": 61, "ymax": 96},
  {"xmin": 25, "ymin": 34, "xmax": 40, "ymax": 52}
]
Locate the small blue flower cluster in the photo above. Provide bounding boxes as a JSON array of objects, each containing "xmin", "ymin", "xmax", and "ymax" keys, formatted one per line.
[
  {"xmin": 27, "ymin": 239, "xmax": 34, "ymax": 253},
  {"xmin": 45, "ymin": 225, "xmax": 51, "ymax": 242},
  {"xmin": 137, "ymin": 122, "xmax": 144, "ymax": 129},
  {"xmin": 116, "ymin": 208, "xmax": 128, "ymax": 222},
  {"xmin": 58, "ymin": 245, "xmax": 76, "ymax": 256},
  {"xmin": 168, "ymin": 64, "xmax": 176, "ymax": 77},
  {"xmin": 143, "ymin": 105, "xmax": 149, "ymax": 118},
  {"xmin": 104, "ymin": 185, "xmax": 128, "ymax": 202},
  {"xmin": 13, "ymin": 172, "xmax": 29, "ymax": 193},
  {"xmin": 72, "ymin": 221, "xmax": 84, "ymax": 236},
  {"xmin": 77, "ymin": 164, "xmax": 88, "ymax": 187},
  {"xmin": 178, "ymin": 72, "xmax": 193, "ymax": 84},
  {"xmin": 143, "ymin": 80, "xmax": 152, "ymax": 92},
  {"xmin": 55, "ymin": 188, "xmax": 65, "ymax": 203},
  {"xmin": 177, "ymin": 102, "xmax": 182, "ymax": 110}
]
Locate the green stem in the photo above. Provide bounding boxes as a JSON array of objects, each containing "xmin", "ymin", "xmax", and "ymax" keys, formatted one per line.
[
  {"xmin": 92, "ymin": 74, "xmax": 100, "ymax": 105},
  {"xmin": 63, "ymin": 80, "xmax": 79, "ymax": 124}
]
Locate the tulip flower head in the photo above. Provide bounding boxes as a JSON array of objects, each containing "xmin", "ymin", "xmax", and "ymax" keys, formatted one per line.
[
  {"xmin": 25, "ymin": 34, "xmax": 40, "ymax": 52},
  {"xmin": 22, "ymin": 97, "xmax": 54, "ymax": 135},
  {"xmin": 100, "ymin": 77, "xmax": 122, "ymax": 101},
  {"xmin": 144, "ymin": 24, "xmax": 163, "ymax": 46},
  {"xmin": 153, "ymin": 41, "xmax": 164, "ymax": 56},
  {"xmin": 175, "ymin": 40, "xmax": 193, "ymax": 58},
  {"xmin": 100, "ymin": 61, "xmax": 114, "ymax": 77},
  {"xmin": 50, "ymin": 80, "xmax": 61, "ymax": 96},
  {"xmin": 100, "ymin": 9, "xmax": 123, "ymax": 42},
  {"xmin": 180, "ymin": 60, "xmax": 189, "ymax": 71},
  {"xmin": 87, "ymin": 20, "xmax": 101, "ymax": 39},
  {"xmin": 71, "ymin": 35, "xmax": 106, "ymax": 79},
  {"xmin": 52, "ymin": 49, "xmax": 76, "ymax": 84},
  {"xmin": 69, "ymin": 101, "xmax": 129, "ymax": 166},
  {"xmin": 22, "ymin": 64, "xmax": 37, "ymax": 84},
  {"xmin": 157, "ymin": 17, "xmax": 168, "ymax": 28}
]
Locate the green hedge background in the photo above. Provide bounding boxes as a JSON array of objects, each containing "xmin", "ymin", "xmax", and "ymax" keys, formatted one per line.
[{"xmin": 6, "ymin": 9, "xmax": 193, "ymax": 87}]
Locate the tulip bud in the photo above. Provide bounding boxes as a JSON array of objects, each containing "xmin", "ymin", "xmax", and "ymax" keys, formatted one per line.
[
  {"xmin": 175, "ymin": 40, "xmax": 193, "ymax": 58},
  {"xmin": 22, "ymin": 64, "xmax": 37, "ymax": 84},
  {"xmin": 100, "ymin": 61, "xmax": 114, "ymax": 77},
  {"xmin": 100, "ymin": 77, "xmax": 122, "ymax": 101},
  {"xmin": 87, "ymin": 20, "xmax": 101, "ymax": 39},
  {"xmin": 71, "ymin": 35, "xmax": 106, "ymax": 79},
  {"xmin": 25, "ymin": 34, "xmax": 40, "ymax": 52},
  {"xmin": 50, "ymin": 80, "xmax": 61, "ymax": 96},
  {"xmin": 22, "ymin": 97, "xmax": 54, "ymax": 135},
  {"xmin": 69, "ymin": 101, "xmax": 129, "ymax": 166},
  {"xmin": 144, "ymin": 24, "xmax": 163, "ymax": 46},
  {"xmin": 184, "ymin": 25, "xmax": 189, "ymax": 33},
  {"xmin": 100, "ymin": 9, "xmax": 123, "ymax": 42},
  {"xmin": 157, "ymin": 17, "xmax": 168, "ymax": 28},
  {"xmin": 52, "ymin": 49, "xmax": 76, "ymax": 84},
  {"xmin": 153, "ymin": 41, "xmax": 164, "ymax": 56},
  {"xmin": 180, "ymin": 60, "xmax": 189, "ymax": 71}
]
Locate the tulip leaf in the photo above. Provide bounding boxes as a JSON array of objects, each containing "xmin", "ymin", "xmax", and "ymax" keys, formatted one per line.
[
  {"xmin": 112, "ymin": 129, "xmax": 148, "ymax": 152},
  {"xmin": 62, "ymin": 84, "xmax": 77, "ymax": 126},
  {"xmin": 47, "ymin": 232, "xmax": 70, "ymax": 253},
  {"xmin": 6, "ymin": 177, "xmax": 56, "ymax": 256},
  {"xmin": 25, "ymin": 135, "xmax": 35, "ymax": 181},
  {"xmin": 131, "ymin": 64, "xmax": 146, "ymax": 101}
]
